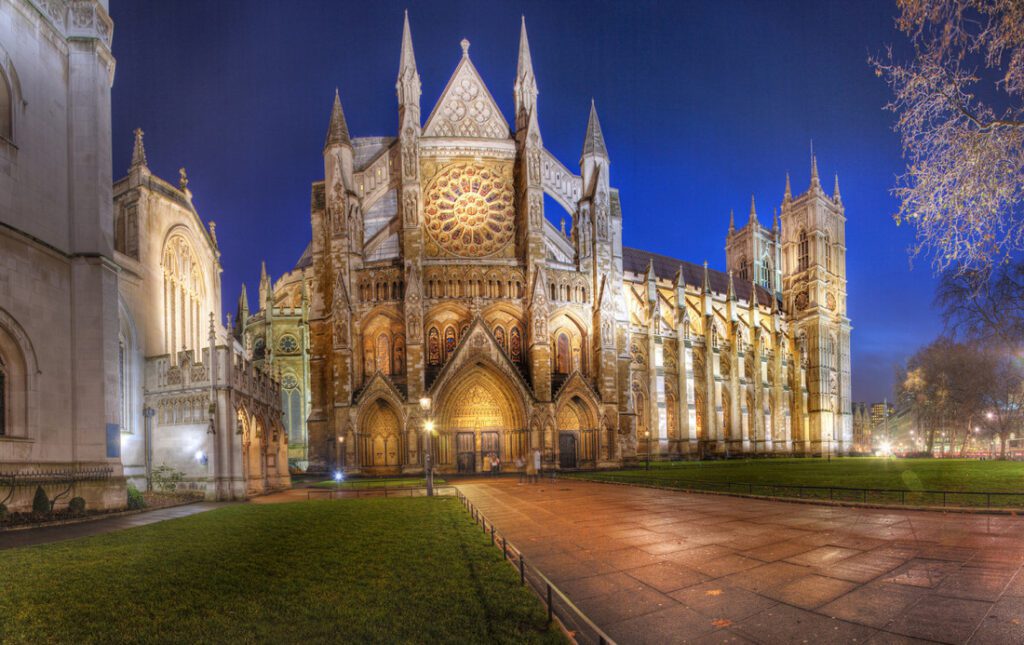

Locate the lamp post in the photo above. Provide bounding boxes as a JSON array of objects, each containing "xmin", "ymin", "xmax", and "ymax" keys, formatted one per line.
[
  {"xmin": 335, "ymin": 434, "xmax": 345, "ymax": 473},
  {"xmin": 644, "ymin": 430, "xmax": 651, "ymax": 471},
  {"xmin": 420, "ymin": 397, "xmax": 434, "ymax": 497}
]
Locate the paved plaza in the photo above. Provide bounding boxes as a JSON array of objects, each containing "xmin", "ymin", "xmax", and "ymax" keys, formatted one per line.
[{"xmin": 458, "ymin": 479, "xmax": 1024, "ymax": 644}]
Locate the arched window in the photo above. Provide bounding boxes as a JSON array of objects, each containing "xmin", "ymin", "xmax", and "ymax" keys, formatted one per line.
[
  {"xmin": 0, "ymin": 68, "xmax": 11, "ymax": 141},
  {"xmin": 376, "ymin": 333, "xmax": 391, "ymax": 375},
  {"xmin": 555, "ymin": 333, "xmax": 571, "ymax": 374},
  {"xmin": 281, "ymin": 373, "xmax": 302, "ymax": 445},
  {"xmin": 738, "ymin": 257, "xmax": 748, "ymax": 282},
  {"xmin": 444, "ymin": 326, "xmax": 457, "ymax": 360},
  {"xmin": 393, "ymin": 335, "xmax": 405, "ymax": 374},
  {"xmin": 825, "ymin": 234, "xmax": 833, "ymax": 273},
  {"xmin": 161, "ymin": 234, "xmax": 206, "ymax": 358},
  {"xmin": 427, "ymin": 327, "xmax": 440, "ymax": 366},
  {"xmin": 760, "ymin": 256, "xmax": 771, "ymax": 289},
  {"xmin": 0, "ymin": 356, "xmax": 6, "ymax": 436},
  {"xmin": 510, "ymin": 326, "xmax": 522, "ymax": 363},
  {"xmin": 798, "ymin": 230, "xmax": 809, "ymax": 272},
  {"xmin": 494, "ymin": 326, "xmax": 506, "ymax": 353}
]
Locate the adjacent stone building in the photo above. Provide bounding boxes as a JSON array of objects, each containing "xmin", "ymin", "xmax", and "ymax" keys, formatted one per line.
[
  {"xmin": 245, "ymin": 16, "xmax": 853, "ymax": 475},
  {"xmin": 113, "ymin": 131, "xmax": 290, "ymax": 498},
  {"xmin": 0, "ymin": 0, "xmax": 126, "ymax": 510}
]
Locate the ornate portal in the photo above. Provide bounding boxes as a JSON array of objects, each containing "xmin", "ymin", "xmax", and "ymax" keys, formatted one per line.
[{"xmin": 422, "ymin": 161, "xmax": 515, "ymax": 258}]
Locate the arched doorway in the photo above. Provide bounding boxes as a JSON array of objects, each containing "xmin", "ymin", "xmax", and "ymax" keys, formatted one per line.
[
  {"xmin": 361, "ymin": 399, "xmax": 402, "ymax": 471},
  {"xmin": 556, "ymin": 395, "xmax": 598, "ymax": 469},
  {"xmin": 435, "ymin": 364, "xmax": 526, "ymax": 474}
]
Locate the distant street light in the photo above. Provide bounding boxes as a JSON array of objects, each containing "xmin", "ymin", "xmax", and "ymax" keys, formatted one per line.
[{"xmin": 644, "ymin": 430, "xmax": 651, "ymax": 471}]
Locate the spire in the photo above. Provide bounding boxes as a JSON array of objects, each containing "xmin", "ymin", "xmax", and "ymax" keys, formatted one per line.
[
  {"xmin": 703, "ymin": 260, "xmax": 711, "ymax": 294},
  {"xmin": 130, "ymin": 128, "xmax": 147, "ymax": 169},
  {"xmin": 396, "ymin": 11, "xmax": 421, "ymax": 108},
  {"xmin": 238, "ymin": 283, "xmax": 249, "ymax": 314},
  {"xmin": 728, "ymin": 269, "xmax": 736, "ymax": 301},
  {"xmin": 749, "ymin": 195, "xmax": 758, "ymax": 223},
  {"xmin": 783, "ymin": 172, "xmax": 792, "ymax": 202},
  {"xmin": 833, "ymin": 173, "xmax": 842, "ymax": 204},
  {"xmin": 728, "ymin": 209, "xmax": 735, "ymax": 234},
  {"xmin": 580, "ymin": 100, "xmax": 608, "ymax": 161},
  {"xmin": 773, "ymin": 207, "xmax": 779, "ymax": 232},
  {"xmin": 325, "ymin": 89, "xmax": 351, "ymax": 149},
  {"xmin": 515, "ymin": 16, "xmax": 539, "ymax": 131},
  {"xmin": 810, "ymin": 143, "xmax": 821, "ymax": 190}
]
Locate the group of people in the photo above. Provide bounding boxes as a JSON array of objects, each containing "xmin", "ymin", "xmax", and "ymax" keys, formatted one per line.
[
  {"xmin": 515, "ymin": 449, "xmax": 543, "ymax": 484},
  {"xmin": 479, "ymin": 449, "xmax": 545, "ymax": 483}
]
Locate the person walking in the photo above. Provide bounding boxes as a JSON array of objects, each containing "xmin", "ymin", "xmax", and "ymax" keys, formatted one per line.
[
  {"xmin": 531, "ymin": 448, "xmax": 542, "ymax": 484},
  {"xmin": 482, "ymin": 452, "xmax": 492, "ymax": 476},
  {"xmin": 492, "ymin": 454, "xmax": 500, "ymax": 476},
  {"xmin": 515, "ymin": 456, "xmax": 526, "ymax": 483},
  {"xmin": 526, "ymin": 450, "xmax": 537, "ymax": 484}
]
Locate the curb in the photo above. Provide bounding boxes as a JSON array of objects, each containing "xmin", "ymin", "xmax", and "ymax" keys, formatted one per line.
[
  {"xmin": 569, "ymin": 478, "xmax": 1024, "ymax": 516},
  {"xmin": 0, "ymin": 498, "xmax": 205, "ymax": 532}
]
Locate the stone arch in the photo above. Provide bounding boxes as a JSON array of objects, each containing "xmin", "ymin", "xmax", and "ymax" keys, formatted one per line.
[
  {"xmin": 549, "ymin": 309, "xmax": 588, "ymax": 375},
  {"xmin": 360, "ymin": 308, "xmax": 404, "ymax": 380},
  {"xmin": 359, "ymin": 398, "xmax": 403, "ymax": 468},
  {"xmin": 0, "ymin": 307, "xmax": 36, "ymax": 439}
]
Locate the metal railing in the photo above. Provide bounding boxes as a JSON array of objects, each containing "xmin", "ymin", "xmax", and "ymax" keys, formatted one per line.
[
  {"xmin": 572, "ymin": 474, "xmax": 1024, "ymax": 509},
  {"xmin": 306, "ymin": 483, "xmax": 456, "ymax": 500},
  {"xmin": 455, "ymin": 489, "xmax": 615, "ymax": 645},
  {"xmin": 0, "ymin": 466, "xmax": 115, "ymax": 507}
]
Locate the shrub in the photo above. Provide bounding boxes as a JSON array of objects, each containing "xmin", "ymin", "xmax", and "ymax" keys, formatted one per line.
[
  {"xmin": 68, "ymin": 496, "xmax": 86, "ymax": 515},
  {"xmin": 126, "ymin": 483, "xmax": 146, "ymax": 510},
  {"xmin": 32, "ymin": 486, "xmax": 51, "ymax": 515},
  {"xmin": 152, "ymin": 464, "xmax": 185, "ymax": 493}
]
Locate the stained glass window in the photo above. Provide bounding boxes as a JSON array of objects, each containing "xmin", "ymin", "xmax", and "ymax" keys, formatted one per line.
[
  {"xmin": 510, "ymin": 327, "xmax": 522, "ymax": 363},
  {"xmin": 428, "ymin": 327, "xmax": 440, "ymax": 365}
]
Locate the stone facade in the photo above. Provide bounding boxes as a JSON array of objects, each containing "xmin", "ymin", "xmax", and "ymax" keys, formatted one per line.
[
  {"xmin": 245, "ymin": 16, "xmax": 853, "ymax": 475},
  {"xmin": 113, "ymin": 132, "xmax": 290, "ymax": 499},
  {"xmin": 0, "ymin": 0, "xmax": 126, "ymax": 511}
]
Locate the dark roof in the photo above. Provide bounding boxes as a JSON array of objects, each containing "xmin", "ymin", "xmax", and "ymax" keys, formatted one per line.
[
  {"xmin": 622, "ymin": 247, "xmax": 774, "ymax": 307},
  {"xmin": 295, "ymin": 243, "xmax": 312, "ymax": 269}
]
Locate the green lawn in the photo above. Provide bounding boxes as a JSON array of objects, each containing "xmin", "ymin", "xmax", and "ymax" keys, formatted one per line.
[
  {"xmin": 569, "ymin": 458, "xmax": 1024, "ymax": 507},
  {"xmin": 0, "ymin": 499, "xmax": 563, "ymax": 644},
  {"xmin": 309, "ymin": 476, "xmax": 446, "ymax": 490}
]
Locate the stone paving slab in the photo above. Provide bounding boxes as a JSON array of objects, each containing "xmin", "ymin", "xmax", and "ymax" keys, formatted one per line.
[{"xmin": 458, "ymin": 479, "xmax": 1024, "ymax": 644}]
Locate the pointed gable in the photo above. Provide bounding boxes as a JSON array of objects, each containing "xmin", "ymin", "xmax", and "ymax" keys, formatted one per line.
[{"xmin": 423, "ymin": 40, "xmax": 510, "ymax": 139}]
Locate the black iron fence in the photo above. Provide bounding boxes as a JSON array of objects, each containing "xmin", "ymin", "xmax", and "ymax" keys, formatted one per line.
[
  {"xmin": 455, "ymin": 490, "xmax": 615, "ymax": 645},
  {"xmin": 305, "ymin": 483, "xmax": 456, "ymax": 499},
  {"xmin": 575, "ymin": 474, "xmax": 1024, "ymax": 509}
]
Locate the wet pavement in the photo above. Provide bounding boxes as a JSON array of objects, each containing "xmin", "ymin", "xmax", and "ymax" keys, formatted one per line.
[
  {"xmin": 457, "ymin": 478, "xmax": 1024, "ymax": 644},
  {"xmin": 0, "ymin": 502, "xmax": 220, "ymax": 550}
]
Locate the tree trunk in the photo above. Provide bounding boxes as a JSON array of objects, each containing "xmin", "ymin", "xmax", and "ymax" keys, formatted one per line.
[{"xmin": 1000, "ymin": 433, "xmax": 1007, "ymax": 459}]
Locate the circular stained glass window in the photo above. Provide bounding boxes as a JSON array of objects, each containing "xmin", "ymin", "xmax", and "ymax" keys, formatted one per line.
[
  {"xmin": 423, "ymin": 162, "xmax": 515, "ymax": 257},
  {"xmin": 278, "ymin": 335, "xmax": 298, "ymax": 353}
]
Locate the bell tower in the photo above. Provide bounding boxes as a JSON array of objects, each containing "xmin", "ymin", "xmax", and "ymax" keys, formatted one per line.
[{"xmin": 779, "ymin": 153, "xmax": 851, "ymax": 455}]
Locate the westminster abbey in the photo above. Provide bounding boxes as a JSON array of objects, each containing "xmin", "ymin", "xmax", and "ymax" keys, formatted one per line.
[{"xmin": 240, "ymin": 15, "xmax": 853, "ymax": 475}]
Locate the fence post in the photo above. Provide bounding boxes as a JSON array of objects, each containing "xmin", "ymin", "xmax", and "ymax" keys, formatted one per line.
[
  {"xmin": 503, "ymin": 538, "xmax": 508, "ymax": 560},
  {"xmin": 943, "ymin": 491, "xmax": 947, "ymax": 507},
  {"xmin": 546, "ymin": 583, "xmax": 553, "ymax": 625},
  {"xmin": 491, "ymin": 525, "xmax": 495, "ymax": 546},
  {"xmin": 520, "ymin": 556, "xmax": 525, "ymax": 585}
]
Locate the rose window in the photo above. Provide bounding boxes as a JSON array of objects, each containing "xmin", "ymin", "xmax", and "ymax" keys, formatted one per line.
[{"xmin": 423, "ymin": 162, "xmax": 514, "ymax": 257}]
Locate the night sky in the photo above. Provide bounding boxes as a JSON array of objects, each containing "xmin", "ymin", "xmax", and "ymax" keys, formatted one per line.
[{"xmin": 108, "ymin": 0, "xmax": 938, "ymax": 404}]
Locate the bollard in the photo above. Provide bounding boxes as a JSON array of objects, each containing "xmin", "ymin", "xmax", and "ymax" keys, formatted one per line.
[
  {"xmin": 491, "ymin": 525, "xmax": 495, "ymax": 545},
  {"xmin": 502, "ymin": 538, "xmax": 508, "ymax": 560}
]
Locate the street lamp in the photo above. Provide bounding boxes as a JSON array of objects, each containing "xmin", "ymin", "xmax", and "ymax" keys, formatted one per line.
[
  {"xmin": 420, "ymin": 397, "xmax": 434, "ymax": 497},
  {"xmin": 644, "ymin": 430, "xmax": 651, "ymax": 471},
  {"xmin": 335, "ymin": 434, "xmax": 345, "ymax": 473}
]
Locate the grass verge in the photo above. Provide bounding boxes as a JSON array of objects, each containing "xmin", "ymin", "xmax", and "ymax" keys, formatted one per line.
[
  {"xmin": 0, "ymin": 498, "xmax": 563, "ymax": 644},
  {"xmin": 568, "ymin": 457, "xmax": 1024, "ymax": 507}
]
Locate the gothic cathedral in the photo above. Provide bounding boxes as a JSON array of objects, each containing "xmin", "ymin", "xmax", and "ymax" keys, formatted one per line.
[{"xmin": 242, "ymin": 15, "xmax": 853, "ymax": 474}]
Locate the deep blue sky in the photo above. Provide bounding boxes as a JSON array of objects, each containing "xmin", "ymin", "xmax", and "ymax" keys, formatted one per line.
[{"xmin": 109, "ymin": 0, "xmax": 939, "ymax": 404}]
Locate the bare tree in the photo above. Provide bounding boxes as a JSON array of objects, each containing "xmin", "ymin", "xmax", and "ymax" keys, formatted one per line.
[
  {"xmin": 936, "ymin": 259, "xmax": 1024, "ymax": 345},
  {"xmin": 873, "ymin": 0, "xmax": 1024, "ymax": 276}
]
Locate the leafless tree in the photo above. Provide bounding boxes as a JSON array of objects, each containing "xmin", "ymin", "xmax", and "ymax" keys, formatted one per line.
[
  {"xmin": 936, "ymin": 259, "xmax": 1024, "ymax": 346},
  {"xmin": 873, "ymin": 0, "xmax": 1024, "ymax": 276}
]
